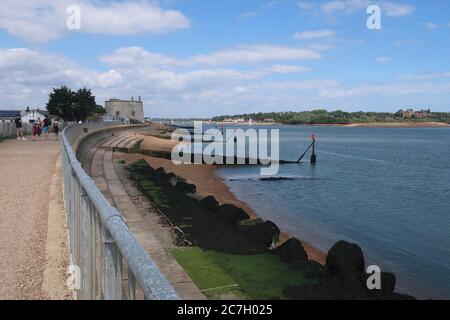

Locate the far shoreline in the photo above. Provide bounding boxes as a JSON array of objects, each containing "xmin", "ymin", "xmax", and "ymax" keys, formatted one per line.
[{"xmin": 213, "ymin": 121, "xmax": 450, "ymax": 128}]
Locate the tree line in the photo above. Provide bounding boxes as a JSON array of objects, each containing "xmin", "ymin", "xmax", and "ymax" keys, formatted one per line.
[
  {"xmin": 46, "ymin": 86, "xmax": 106, "ymax": 121},
  {"xmin": 212, "ymin": 110, "xmax": 450, "ymax": 125}
]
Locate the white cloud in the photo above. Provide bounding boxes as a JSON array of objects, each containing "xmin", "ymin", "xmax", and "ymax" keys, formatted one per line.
[
  {"xmin": 320, "ymin": 82, "xmax": 450, "ymax": 98},
  {"xmin": 399, "ymin": 71, "xmax": 450, "ymax": 81},
  {"xmin": 189, "ymin": 44, "xmax": 321, "ymax": 65},
  {"xmin": 425, "ymin": 22, "xmax": 439, "ymax": 30},
  {"xmin": 260, "ymin": 80, "xmax": 341, "ymax": 90},
  {"xmin": 266, "ymin": 65, "xmax": 311, "ymax": 73},
  {"xmin": 0, "ymin": 45, "xmax": 316, "ymax": 110},
  {"xmin": 239, "ymin": 12, "xmax": 258, "ymax": 19},
  {"xmin": 298, "ymin": 2, "xmax": 316, "ymax": 10},
  {"xmin": 294, "ymin": 29, "xmax": 335, "ymax": 40},
  {"xmin": 3, "ymin": 46, "xmax": 450, "ymax": 117},
  {"xmin": 102, "ymin": 45, "xmax": 322, "ymax": 68},
  {"xmin": 321, "ymin": 0, "xmax": 414, "ymax": 17},
  {"xmin": 0, "ymin": 0, "xmax": 190, "ymax": 44},
  {"xmin": 321, "ymin": 0, "xmax": 369, "ymax": 14},
  {"xmin": 382, "ymin": 1, "xmax": 415, "ymax": 17},
  {"xmin": 377, "ymin": 57, "xmax": 391, "ymax": 64},
  {"xmin": 0, "ymin": 48, "xmax": 123, "ymax": 106},
  {"xmin": 100, "ymin": 47, "xmax": 185, "ymax": 68},
  {"xmin": 394, "ymin": 40, "xmax": 420, "ymax": 46}
]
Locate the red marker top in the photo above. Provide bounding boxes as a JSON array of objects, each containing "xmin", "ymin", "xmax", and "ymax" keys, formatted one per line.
[{"xmin": 312, "ymin": 134, "xmax": 317, "ymax": 141}]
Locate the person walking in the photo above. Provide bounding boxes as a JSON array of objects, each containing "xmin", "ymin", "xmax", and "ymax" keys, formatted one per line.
[
  {"xmin": 14, "ymin": 115, "xmax": 26, "ymax": 141},
  {"xmin": 36, "ymin": 117, "xmax": 42, "ymax": 137},
  {"xmin": 52, "ymin": 119, "xmax": 60, "ymax": 141},
  {"xmin": 42, "ymin": 116, "xmax": 51, "ymax": 140},
  {"xmin": 32, "ymin": 121, "xmax": 40, "ymax": 142}
]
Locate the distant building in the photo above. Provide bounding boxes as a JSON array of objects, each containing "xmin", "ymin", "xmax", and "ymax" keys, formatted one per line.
[
  {"xmin": 0, "ymin": 110, "xmax": 21, "ymax": 123},
  {"xmin": 1, "ymin": 109, "xmax": 52, "ymax": 124},
  {"xmin": 21, "ymin": 109, "xmax": 50, "ymax": 124},
  {"xmin": 222, "ymin": 118, "xmax": 245, "ymax": 123},
  {"xmin": 105, "ymin": 97, "xmax": 144, "ymax": 122},
  {"xmin": 397, "ymin": 109, "xmax": 431, "ymax": 119}
]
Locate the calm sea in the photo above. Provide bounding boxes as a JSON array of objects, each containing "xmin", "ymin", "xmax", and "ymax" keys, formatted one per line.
[{"xmin": 211, "ymin": 125, "xmax": 450, "ymax": 299}]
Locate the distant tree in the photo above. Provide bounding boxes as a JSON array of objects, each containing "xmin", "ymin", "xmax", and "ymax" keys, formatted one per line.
[
  {"xmin": 46, "ymin": 86, "xmax": 98, "ymax": 121},
  {"xmin": 87, "ymin": 105, "xmax": 107, "ymax": 121},
  {"xmin": 94, "ymin": 104, "xmax": 107, "ymax": 115},
  {"xmin": 72, "ymin": 88, "xmax": 97, "ymax": 121},
  {"xmin": 46, "ymin": 86, "xmax": 75, "ymax": 120}
]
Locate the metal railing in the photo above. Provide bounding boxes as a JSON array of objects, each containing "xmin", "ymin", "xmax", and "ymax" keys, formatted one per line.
[{"xmin": 61, "ymin": 123, "xmax": 179, "ymax": 300}]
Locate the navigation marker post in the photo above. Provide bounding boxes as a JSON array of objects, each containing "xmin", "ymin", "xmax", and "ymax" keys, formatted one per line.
[
  {"xmin": 296, "ymin": 134, "xmax": 318, "ymax": 164},
  {"xmin": 311, "ymin": 134, "xmax": 317, "ymax": 164}
]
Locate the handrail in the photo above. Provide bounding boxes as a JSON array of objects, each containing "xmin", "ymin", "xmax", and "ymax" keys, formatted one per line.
[{"xmin": 61, "ymin": 123, "xmax": 179, "ymax": 300}]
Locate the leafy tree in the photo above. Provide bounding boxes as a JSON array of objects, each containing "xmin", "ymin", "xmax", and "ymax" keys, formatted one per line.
[
  {"xmin": 46, "ymin": 86, "xmax": 98, "ymax": 121},
  {"xmin": 72, "ymin": 88, "xmax": 97, "ymax": 121},
  {"xmin": 46, "ymin": 86, "xmax": 75, "ymax": 120}
]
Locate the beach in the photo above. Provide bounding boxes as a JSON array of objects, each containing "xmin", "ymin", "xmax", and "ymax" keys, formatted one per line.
[
  {"xmin": 215, "ymin": 121, "xmax": 449, "ymax": 128},
  {"xmin": 121, "ymin": 132, "xmax": 327, "ymax": 264}
]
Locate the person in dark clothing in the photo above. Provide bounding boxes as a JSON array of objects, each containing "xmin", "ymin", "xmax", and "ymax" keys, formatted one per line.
[
  {"xmin": 52, "ymin": 119, "xmax": 60, "ymax": 141},
  {"xmin": 42, "ymin": 116, "xmax": 51, "ymax": 140},
  {"xmin": 15, "ymin": 116, "xmax": 26, "ymax": 141}
]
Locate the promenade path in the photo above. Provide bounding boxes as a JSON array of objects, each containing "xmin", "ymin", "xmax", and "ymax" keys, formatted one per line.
[{"xmin": 0, "ymin": 137, "xmax": 69, "ymax": 299}]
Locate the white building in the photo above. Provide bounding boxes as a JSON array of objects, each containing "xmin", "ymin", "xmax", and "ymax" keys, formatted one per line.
[{"xmin": 21, "ymin": 109, "xmax": 50, "ymax": 124}]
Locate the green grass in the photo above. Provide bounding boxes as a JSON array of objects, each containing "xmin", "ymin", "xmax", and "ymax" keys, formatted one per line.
[
  {"xmin": 173, "ymin": 247, "xmax": 308, "ymax": 300},
  {"xmin": 172, "ymin": 247, "xmax": 242, "ymax": 299},
  {"xmin": 0, "ymin": 136, "xmax": 14, "ymax": 143},
  {"xmin": 129, "ymin": 139, "xmax": 143, "ymax": 153},
  {"xmin": 138, "ymin": 180, "xmax": 171, "ymax": 209}
]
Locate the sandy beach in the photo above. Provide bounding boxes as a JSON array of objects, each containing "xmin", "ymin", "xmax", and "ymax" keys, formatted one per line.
[
  {"xmin": 214, "ymin": 121, "xmax": 449, "ymax": 128},
  {"xmin": 121, "ymin": 130, "xmax": 327, "ymax": 264},
  {"xmin": 341, "ymin": 122, "xmax": 449, "ymax": 128}
]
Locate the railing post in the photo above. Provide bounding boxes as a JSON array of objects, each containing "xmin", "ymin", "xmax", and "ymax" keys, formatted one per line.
[
  {"xmin": 103, "ymin": 228, "xmax": 123, "ymax": 300},
  {"xmin": 80, "ymin": 187, "xmax": 93, "ymax": 299},
  {"xmin": 128, "ymin": 270, "xmax": 136, "ymax": 300}
]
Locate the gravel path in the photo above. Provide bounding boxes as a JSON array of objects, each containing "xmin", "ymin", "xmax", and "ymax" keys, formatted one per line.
[{"xmin": 0, "ymin": 137, "xmax": 60, "ymax": 299}]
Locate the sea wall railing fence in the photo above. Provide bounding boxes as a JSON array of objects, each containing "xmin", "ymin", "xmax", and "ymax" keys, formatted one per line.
[
  {"xmin": 0, "ymin": 122, "xmax": 31, "ymax": 138},
  {"xmin": 62, "ymin": 122, "xmax": 179, "ymax": 300}
]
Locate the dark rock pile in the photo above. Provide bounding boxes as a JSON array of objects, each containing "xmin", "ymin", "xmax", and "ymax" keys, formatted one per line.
[{"xmin": 281, "ymin": 240, "xmax": 415, "ymax": 300}]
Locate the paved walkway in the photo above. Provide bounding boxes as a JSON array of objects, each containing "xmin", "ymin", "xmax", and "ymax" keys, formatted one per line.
[{"xmin": 0, "ymin": 137, "xmax": 69, "ymax": 299}]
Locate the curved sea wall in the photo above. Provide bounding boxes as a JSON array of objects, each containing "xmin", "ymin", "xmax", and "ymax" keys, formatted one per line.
[{"xmin": 63, "ymin": 122, "xmax": 148, "ymax": 161}]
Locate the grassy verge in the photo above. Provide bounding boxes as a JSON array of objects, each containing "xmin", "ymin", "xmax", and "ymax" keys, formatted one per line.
[
  {"xmin": 173, "ymin": 247, "xmax": 308, "ymax": 300},
  {"xmin": 0, "ymin": 136, "xmax": 14, "ymax": 143},
  {"xmin": 172, "ymin": 247, "xmax": 244, "ymax": 299}
]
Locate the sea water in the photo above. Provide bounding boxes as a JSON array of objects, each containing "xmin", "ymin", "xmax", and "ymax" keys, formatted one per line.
[{"xmin": 213, "ymin": 125, "xmax": 450, "ymax": 299}]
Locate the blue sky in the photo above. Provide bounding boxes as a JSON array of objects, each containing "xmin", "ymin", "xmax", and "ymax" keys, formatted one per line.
[{"xmin": 0, "ymin": 0, "xmax": 449, "ymax": 117}]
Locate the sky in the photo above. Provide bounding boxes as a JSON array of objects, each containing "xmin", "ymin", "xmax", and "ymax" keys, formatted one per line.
[{"xmin": 0, "ymin": 0, "xmax": 449, "ymax": 118}]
